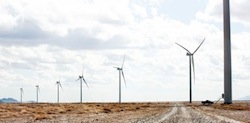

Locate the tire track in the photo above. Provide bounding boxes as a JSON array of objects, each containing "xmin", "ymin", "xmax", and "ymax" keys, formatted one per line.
[
  {"xmin": 193, "ymin": 107, "xmax": 243, "ymax": 123},
  {"xmin": 134, "ymin": 103, "xmax": 243, "ymax": 123}
]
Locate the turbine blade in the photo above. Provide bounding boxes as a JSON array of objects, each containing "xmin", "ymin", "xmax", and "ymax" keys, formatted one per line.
[
  {"xmin": 175, "ymin": 42, "xmax": 191, "ymax": 53},
  {"xmin": 193, "ymin": 38, "xmax": 206, "ymax": 54},
  {"xmin": 76, "ymin": 78, "xmax": 80, "ymax": 81},
  {"xmin": 82, "ymin": 78, "xmax": 89, "ymax": 88},
  {"xmin": 82, "ymin": 64, "xmax": 84, "ymax": 77},
  {"xmin": 59, "ymin": 83, "xmax": 63, "ymax": 90},
  {"xmin": 122, "ymin": 70, "xmax": 127, "ymax": 87},
  {"xmin": 121, "ymin": 55, "xmax": 126, "ymax": 68},
  {"xmin": 191, "ymin": 56, "xmax": 195, "ymax": 84}
]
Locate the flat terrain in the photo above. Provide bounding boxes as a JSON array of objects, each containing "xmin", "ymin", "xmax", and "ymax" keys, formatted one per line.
[{"xmin": 0, "ymin": 102, "xmax": 250, "ymax": 123}]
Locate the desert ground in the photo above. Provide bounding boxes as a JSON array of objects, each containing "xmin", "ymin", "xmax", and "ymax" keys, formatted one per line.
[{"xmin": 0, "ymin": 101, "xmax": 250, "ymax": 123}]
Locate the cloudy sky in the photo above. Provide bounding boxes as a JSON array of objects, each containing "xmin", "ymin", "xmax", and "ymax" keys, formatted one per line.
[{"xmin": 0, "ymin": 0, "xmax": 249, "ymax": 103}]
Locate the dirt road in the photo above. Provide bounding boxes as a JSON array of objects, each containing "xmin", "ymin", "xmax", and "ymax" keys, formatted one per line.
[
  {"xmin": 44, "ymin": 103, "xmax": 243, "ymax": 123},
  {"xmin": 0, "ymin": 102, "xmax": 248, "ymax": 123},
  {"xmin": 134, "ymin": 103, "xmax": 242, "ymax": 123}
]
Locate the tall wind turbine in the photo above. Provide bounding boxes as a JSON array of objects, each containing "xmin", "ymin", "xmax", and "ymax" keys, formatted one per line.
[
  {"xmin": 20, "ymin": 87, "xmax": 24, "ymax": 103},
  {"xmin": 56, "ymin": 77, "xmax": 63, "ymax": 103},
  {"xmin": 223, "ymin": 0, "xmax": 232, "ymax": 104},
  {"xmin": 76, "ymin": 65, "xmax": 89, "ymax": 103},
  {"xmin": 176, "ymin": 38, "xmax": 205, "ymax": 103},
  {"xmin": 35, "ymin": 85, "xmax": 40, "ymax": 103},
  {"xmin": 114, "ymin": 55, "xmax": 126, "ymax": 103}
]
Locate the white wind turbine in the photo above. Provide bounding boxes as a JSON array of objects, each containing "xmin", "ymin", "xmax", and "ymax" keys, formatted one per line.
[
  {"xmin": 176, "ymin": 38, "xmax": 205, "ymax": 103},
  {"xmin": 56, "ymin": 76, "xmax": 63, "ymax": 103},
  {"xmin": 35, "ymin": 85, "xmax": 40, "ymax": 103},
  {"xmin": 114, "ymin": 55, "xmax": 127, "ymax": 103},
  {"xmin": 20, "ymin": 87, "xmax": 24, "ymax": 103},
  {"xmin": 76, "ymin": 65, "xmax": 89, "ymax": 103}
]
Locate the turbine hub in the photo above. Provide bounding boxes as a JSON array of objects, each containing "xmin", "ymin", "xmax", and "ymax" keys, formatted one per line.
[{"xmin": 186, "ymin": 53, "xmax": 192, "ymax": 56}]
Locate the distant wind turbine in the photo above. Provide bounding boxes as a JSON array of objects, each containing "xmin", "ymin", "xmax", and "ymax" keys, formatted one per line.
[
  {"xmin": 114, "ymin": 55, "xmax": 127, "ymax": 103},
  {"xmin": 35, "ymin": 85, "xmax": 40, "ymax": 103},
  {"xmin": 20, "ymin": 87, "xmax": 24, "ymax": 103},
  {"xmin": 176, "ymin": 38, "xmax": 205, "ymax": 103},
  {"xmin": 56, "ymin": 76, "xmax": 63, "ymax": 103},
  {"xmin": 76, "ymin": 65, "xmax": 89, "ymax": 103}
]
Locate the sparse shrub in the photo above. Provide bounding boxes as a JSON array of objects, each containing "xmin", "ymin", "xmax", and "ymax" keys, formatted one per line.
[
  {"xmin": 20, "ymin": 109, "xmax": 28, "ymax": 114},
  {"xmin": 103, "ymin": 108, "xmax": 111, "ymax": 113},
  {"xmin": 59, "ymin": 109, "xmax": 66, "ymax": 114},
  {"xmin": 34, "ymin": 114, "xmax": 49, "ymax": 120}
]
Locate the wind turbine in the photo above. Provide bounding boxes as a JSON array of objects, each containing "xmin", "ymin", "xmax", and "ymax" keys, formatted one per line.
[
  {"xmin": 176, "ymin": 38, "xmax": 205, "ymax": 103},
  {"xmin": 20, "ymin": 87, "xmax": 24, "ymax": 103},
  {"xmin": 114, "ymin": 55, "xmax": 126, "ymax": 103},
  {"xmin": 56, "ymin": 76, "xmax": 63, "ymax": 103},
  {"xmin": 76, "ymin": 65, "xmax": 89, "ymax": 103},
  {"xmin": 35, "ymin": 85, "xmax": 40, "ymax": 103},
  {"xmin": 223, "ymin": 0, "xmax": 232, "ymax": 104}
]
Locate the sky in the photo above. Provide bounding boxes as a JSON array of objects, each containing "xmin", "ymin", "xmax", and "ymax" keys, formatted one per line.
[{"xmin": 0, "ymin": 0, "xmax": 249, "ymax": 103}]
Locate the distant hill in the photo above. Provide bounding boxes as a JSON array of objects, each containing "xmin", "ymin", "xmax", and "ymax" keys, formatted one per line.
[
  {"xmin": 238, "ymin": 95, "xmax": 250, "ymax": 100},
  {"xmin": 0, "ymin": 98, "xmax": 18, "ymax": 103}
]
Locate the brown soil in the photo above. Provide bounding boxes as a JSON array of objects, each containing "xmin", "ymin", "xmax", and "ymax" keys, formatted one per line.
[
  {"xmin": 1, "ymin": 102, "xmax": 250, "ymax": 123},
  {"xmin": 0, "ymin": 102, "xmax": 170, "ymax": 122}
]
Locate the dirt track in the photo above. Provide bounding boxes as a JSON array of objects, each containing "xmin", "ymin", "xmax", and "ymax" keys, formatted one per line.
[
  {"xmin": 133, "ymin": 103, "xmax": 242, "ymax": 123},
  {"xmin": 0, "ymin": 102, "xmax": 249, "ymax": 123}
]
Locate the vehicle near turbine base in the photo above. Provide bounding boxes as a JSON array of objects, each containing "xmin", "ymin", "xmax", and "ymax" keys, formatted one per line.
[{"xmin": 201, "ymin": 100, "xmax": 214, "ymax": 105}]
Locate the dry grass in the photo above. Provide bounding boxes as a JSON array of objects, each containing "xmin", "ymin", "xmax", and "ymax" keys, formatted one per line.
[
  {"xmin": 212, "ymin": 102, "xmax": 250, "ymax": 111},
  {"xmin": 0, "ymin": 102, "xmax": 169, "ymax": 121},
  {"xmin": 184, "ymin": 101, "xmax": 250, "ymax": 111},
  {"xmin": 184, "ymin": 101, "xmax": 250, "ymax": 123}
]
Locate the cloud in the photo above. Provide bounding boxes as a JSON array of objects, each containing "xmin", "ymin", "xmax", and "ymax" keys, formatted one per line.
[
  {"xmin": 0, "ymin": 19, "xmax": 51, "ymax": 39},
  {"xmin": 196, "ymin": 0, "xmax": 250, "ymax": 27}
]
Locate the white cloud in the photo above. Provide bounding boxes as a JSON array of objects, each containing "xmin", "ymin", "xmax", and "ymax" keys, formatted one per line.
[{"xmin": 196, "ymin": 0, "xmax": 250, "ymax": 27}]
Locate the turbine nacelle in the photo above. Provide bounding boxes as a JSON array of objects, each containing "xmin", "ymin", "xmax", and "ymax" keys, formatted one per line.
[
  {"xmin": 36, "ymin": 85, "xmax": 40, "ymax": 92},
  {"xmin": 114, "ymin": 67, "xmax": 122, "ymax": 70},
  {"xmin": 186, "ymin": 53, "xmax": 192, "ymax": 56},
  {"xmin": 20, "ymin": 88, "xmax": 24, "ymax": 93}
]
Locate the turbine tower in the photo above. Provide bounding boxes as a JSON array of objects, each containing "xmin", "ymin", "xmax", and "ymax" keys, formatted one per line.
[
  {"xmin": 20, "ymin": 87, "xmax": 24, "ymax": 103},
  {"xmin": 223, "ymin": 0, "xmax": 232, "ymax": 104},
  {"xmin": 35, "ymin": 85, "xmax": 40, "ymax": 103},
  {"xmin": 56, "ymin": 77, "xmax": 63, "ymax": 103},
  {"xmin": 176, "ymin": 38, "xmax": 205, "ymax": 103},
  {"xmin": 114, "ymin": 55, "xmax": 127, "ymax": 103},
  {"xmin": 76, "ymin": 65, "xmax": 89, "ymax": 103}
]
